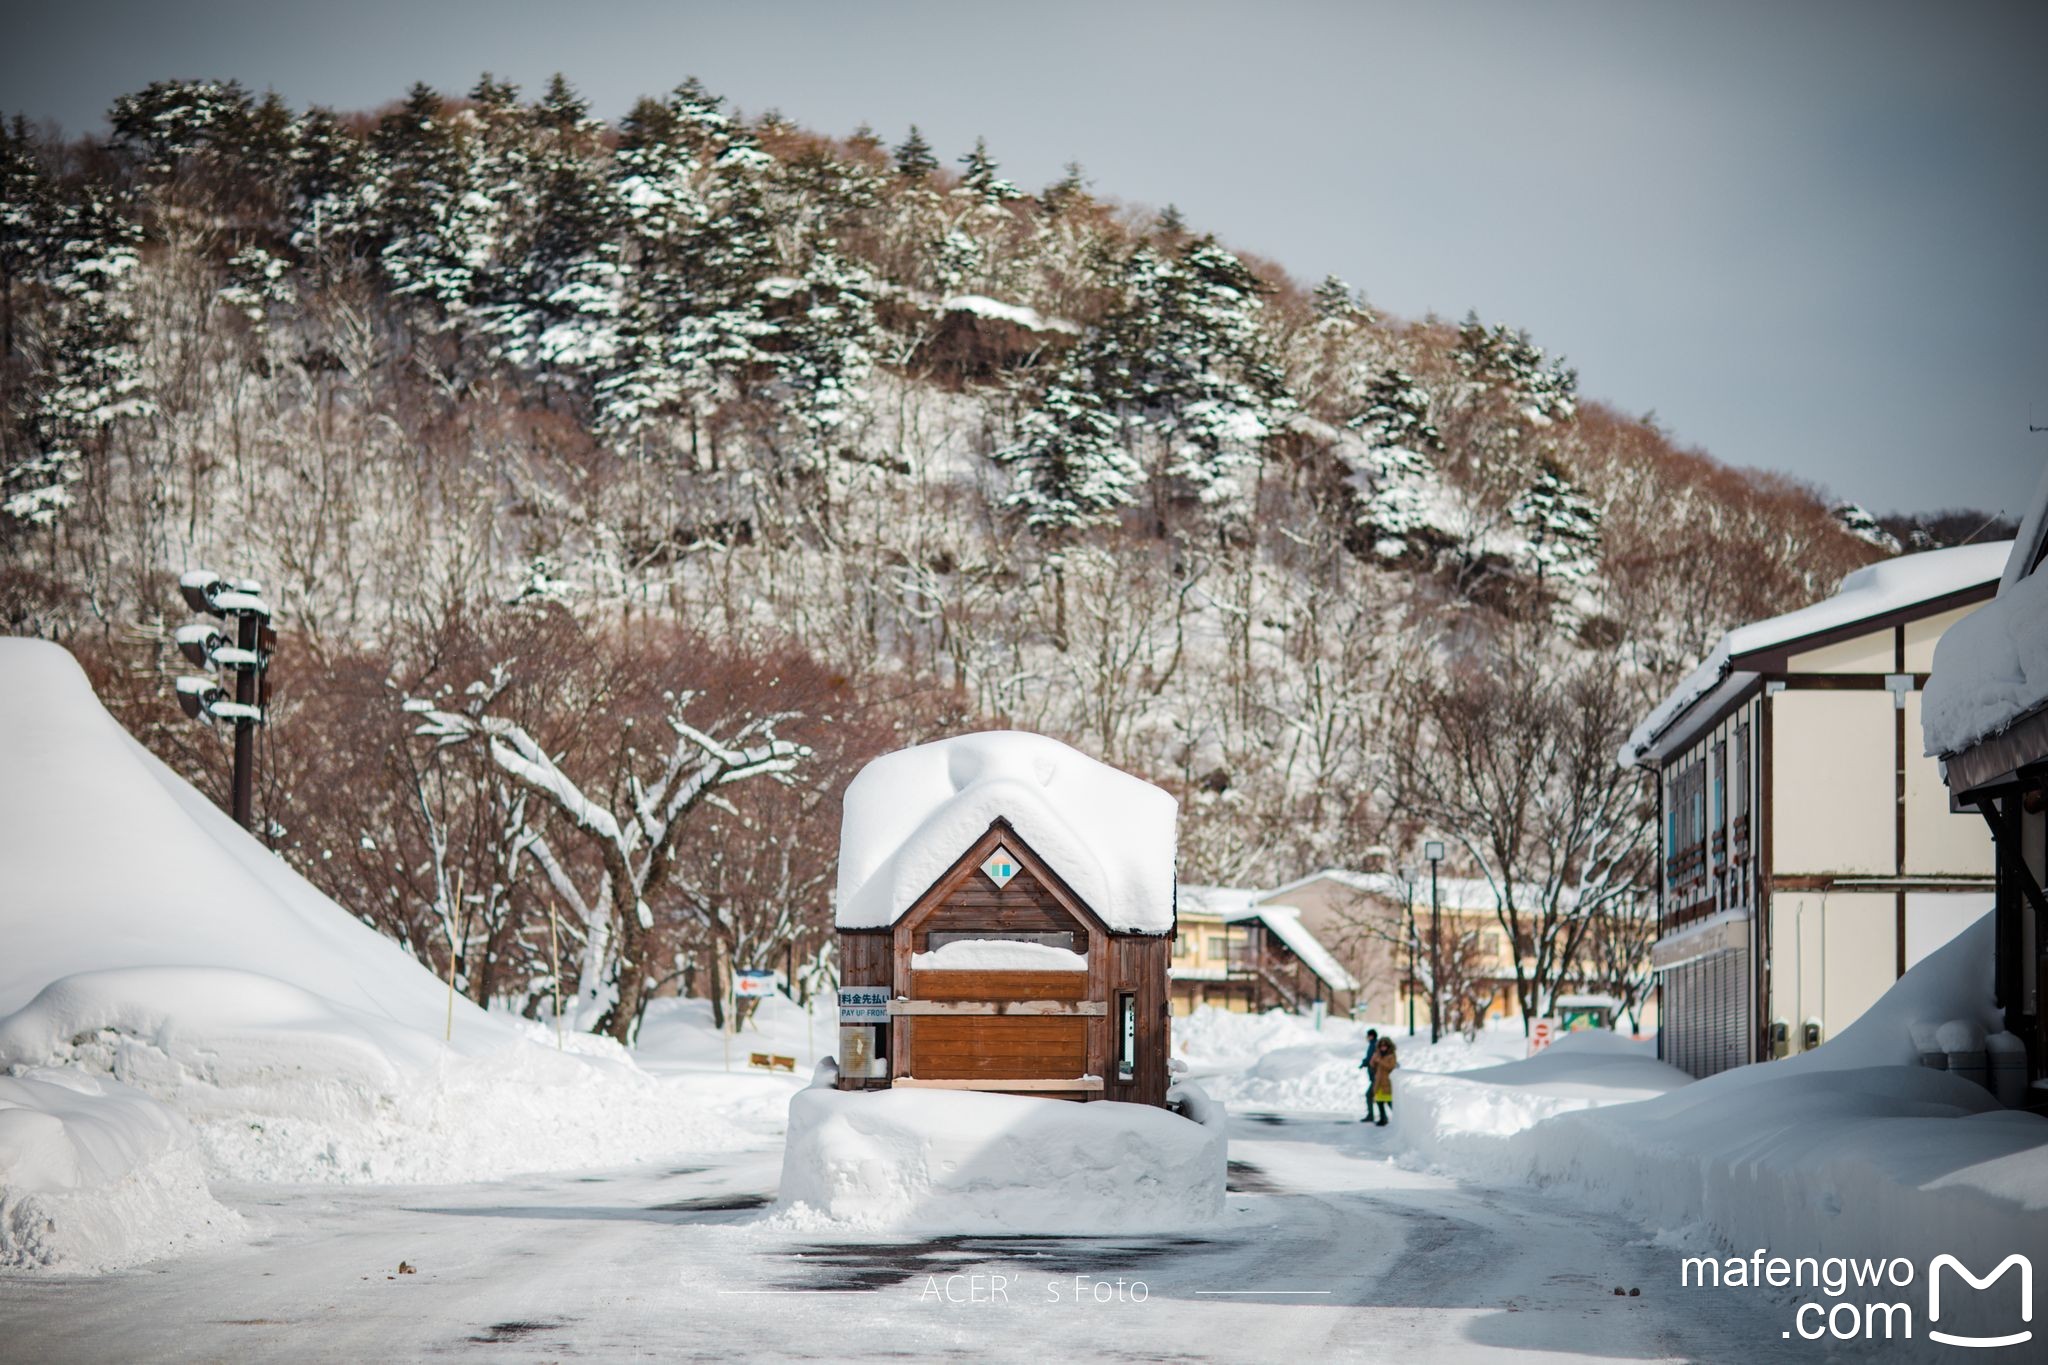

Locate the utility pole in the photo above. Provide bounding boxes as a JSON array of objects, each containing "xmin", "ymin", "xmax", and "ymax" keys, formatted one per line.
[
  {"xmin": 173, "ymin": 570, "xmax": 274, "ymax": 832},
  {"xmin": 1425, "ymin": 840, "xmax": 1445, "ymax": 1044}
]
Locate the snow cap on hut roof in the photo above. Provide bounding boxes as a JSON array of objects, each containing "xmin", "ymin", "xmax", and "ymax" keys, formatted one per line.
[{"xmin": 835, "ymin": 731, "xmax": 1177, "ymax": 934}]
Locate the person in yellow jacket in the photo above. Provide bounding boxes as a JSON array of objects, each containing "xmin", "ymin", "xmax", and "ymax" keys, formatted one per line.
[{"xmin": 1366, "ymin": 1038, "xmax": 1397, "ymax": 1127}]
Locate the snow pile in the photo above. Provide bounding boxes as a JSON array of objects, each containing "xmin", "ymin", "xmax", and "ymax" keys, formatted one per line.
[
  {"xmin": 1171, "ymin": 1005, "xmax": 1371, "ymax": 1073},
  {"xmin": 835, "ymin": 730, "xmax": 1177, "ymax": 934},
  {"xmin": 1396, "ymin": 917, "xmax": 2048, "ymax": 1346},
  {"xmin": 0, "ymin": 640, "xmax": 761, "ymax": 1268},
  {"xmin": 1923, "ymin": 547, "xmax": 2048, "ymax": 755},
  {"xmin": 1622, "ymin": 541, "xmax": 2010, "ymax": 765},
  {"xmin": 1188, "ymin": 1011, "xmax": 1530, "ymax": 1114},
  {"xmin": 0, "ymin": 968, "xmax": 758, "ymax": 1185},
  {"xmin": 911, "ymin": 939, "xmax": 1087, "ymax": 971},
  {"xmin": 0, "ymin": 1067, "xmax": 241, "ymax": 1272},
  {"xmin": 1393, "ymin": 1031, "xmax": 1690, "ymax": 1174},
  {"xmin": 774, "ymin": 1081, "xmax": 1225, "ymax": 1233}
]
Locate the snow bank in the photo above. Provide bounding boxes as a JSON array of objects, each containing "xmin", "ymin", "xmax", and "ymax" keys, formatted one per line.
[
  {"xmin": 1186, "ymin": 1008, "xmax": 1532, "ymax": 1113},
  {"xmin": 911, "ymin": 939, "xmax": 1087, "ymax": 971},
  {"xmin": 0, "ymin": 1067, "xmax": 241, "ymax": 1272},
  {"xmin": 0, "ymin": 640, "xmax": 764, "ymax": 1269},
  {"xmin": 1393, "ymin": 1031, "xmax": 1691, "ymax": 1174},
  {"xmin": 835, "ymin": 730, "xmax": 1177, "ymax": 934},
  {"xmin": 1622, "ymin": 541, "xmax": 2010, "ymax": 766},
  {"xmin": 1395, "ymin": 918, "xmax": 2047, "ymax": 1347},
  {"xmin": 774, "ymin": 1082, "xmax": 1225, "ymax": 1233},
  {"xmin": 0, "ymin": 967, "xmax": 757, "ymax": 1185}
]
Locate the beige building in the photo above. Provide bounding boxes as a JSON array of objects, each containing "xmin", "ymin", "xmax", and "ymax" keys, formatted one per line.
[
  {"xmin": 1623, "ymin": 543, "xmax": 2007, "ymax": 1077},
  {"xmin": 1169, "ymin": 885, "xmax": 1359, "ymax": 1016}
]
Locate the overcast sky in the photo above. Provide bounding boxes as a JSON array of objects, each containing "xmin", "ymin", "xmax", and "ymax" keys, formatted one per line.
[{"xmin": 7, "ymin": 0, "xmax": 2043, "ymax": 519}]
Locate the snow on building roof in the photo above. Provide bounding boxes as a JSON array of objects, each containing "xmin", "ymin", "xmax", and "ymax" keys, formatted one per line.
[
  {"xmin": 1923, "ymin": 463, "xmax": 2048, "ymax": 757},
  {"xmin": 834, "ymin": 731, "xmax": 1178, "ymax": 935},
  {"xmin": 1262, "ymin": 867, "xmax": 1548, "ymax": 914},
  {"xmin": 1620, "ymin": 541, "xmax": 2012, "ymax": 768},
  {"xmin": 1176, "ymin": 884, "xmax": 1263, "ymax": 921},
  {"xmin": 1229, "ymin": 903, "xmax": 1359, "ymax": 992}
]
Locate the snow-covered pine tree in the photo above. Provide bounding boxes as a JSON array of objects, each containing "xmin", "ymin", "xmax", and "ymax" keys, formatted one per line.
[
  {"xmin": 1146, "ymin": 236, "xmax": 1290, "ymax": 513},
  {"xmin": 892, "ymin": 125, "xmax": 938, "ymax": 180},
  {"xmin": 1453, "ymin": 311, "xmax": 1576, "ymax": 425},
  {"xmin": 0, "ymin": 117, "xmax": 45, "ymax": 367},
  {"xmin": 769, "ymin": 243, "xmax": 877, "ymax": 475},
  {"xmin": 365, "ymin": 82, "xmax": 494, "ymax": 326},
  {"xmin": 998, "ymin": 375, "xmax": 1138, "ymax": 534},
  {"xmin": 593, "ymin": 82, "xmax": 780, "ymax": 462},
  {"xmin": 1038, "ymin": 162, "xmax": 1088, "ymax": 218},
  {"xmin": 1513, "ymin": 454, "xmax": 1604, "ymax": 598},
  {"xmin": 285, "ymin": 106, "xmax": 366, "ymax": 265},
  {"xmin": 478, "ymin": 75, "xmax": 622, "ymax": 388},
  {"xmin": 1, "ymin": 175, "xmax": 151, "ymax": 528},
  {"xmin": 1829, "ymin": 502, "xmax": 1903, "ymax": 554},
  {"xmin": 956, "ymin": 137, "xmax": 1022, "ymax": 203},
  {"xmin": 1346, "ymin": 365, "xmax": 1444, "ymax": 558},
  {"xmin": 1312, "ymin": 274, "xmax": 1369, "ymax": 325},
  {"xmin": 1350, "ymin": 365, "xmax": 1441, "ymax": 456}
]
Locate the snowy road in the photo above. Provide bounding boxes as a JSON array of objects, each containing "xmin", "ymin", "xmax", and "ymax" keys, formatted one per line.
[{"xmin": 1, "ymin": 1110, "xmax": 1814, "ymax": 1364}]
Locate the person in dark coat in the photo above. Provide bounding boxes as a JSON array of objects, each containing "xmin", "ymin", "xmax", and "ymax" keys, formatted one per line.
[{"xmin": 1356, "ymin": 1028, "xmax": 1380, "ymax": 1121}]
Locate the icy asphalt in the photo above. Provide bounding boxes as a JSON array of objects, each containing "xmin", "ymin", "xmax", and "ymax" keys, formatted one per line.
[{"xmin": 1, "ymin": 1110, "xmax": 1831, "ymax": 1364}]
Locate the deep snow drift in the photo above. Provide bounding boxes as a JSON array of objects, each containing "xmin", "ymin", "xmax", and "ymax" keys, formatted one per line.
[
  {"xmin": 0, "ymin": 640, "xmax": 765, "ymax": 1270},
  {"xmin": 775, "ymin": 1069, "xmax": 1226, "ymax": 1232},
  {"xmin": 1387, "ymin": 917, "xmax": 2046, "ymax": 1349}
]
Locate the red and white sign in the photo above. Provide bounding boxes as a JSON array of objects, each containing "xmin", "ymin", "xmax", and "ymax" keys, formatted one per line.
[{"xmin": 1528, "ymin": 1017, "xmax": 1558, "ymax": 1056}]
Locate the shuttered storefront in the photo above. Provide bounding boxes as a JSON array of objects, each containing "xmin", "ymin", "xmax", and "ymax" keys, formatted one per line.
[{"xmin": 1660, "ymin": 945, "xmax": 1751, "ymax": 1078}]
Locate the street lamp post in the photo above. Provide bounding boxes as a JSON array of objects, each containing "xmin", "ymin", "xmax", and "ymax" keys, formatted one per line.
[
  {"xmin": 173, "ymin": 570, "xmax": 274, "ymax": 831},
  {"xmin": 1400, "ymin": 865, "xmax": 1418, "ymax": 1037},
  {"xmin": 1425, "ymin": 840, "xmax": 1445, "ymax": 1044}
]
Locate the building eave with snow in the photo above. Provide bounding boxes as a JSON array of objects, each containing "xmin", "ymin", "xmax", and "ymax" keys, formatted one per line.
[
  {"xmin": 1625, "ymin": 542, "xmax": 2007, "ymax": 1077},
  {"xmin": 1922, "ymin": 461, "xmax": 2048, "ymax": 1089},
  {"xmin": 833, "ymin": 731, "xmax": 1179, "ymax": 1107}
]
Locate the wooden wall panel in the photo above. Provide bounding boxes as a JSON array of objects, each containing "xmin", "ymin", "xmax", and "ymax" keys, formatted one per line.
[
  {"xmin": 913, "ymin": 868, "xmax": 1087, "ymax": 949},
  {"xmin": 911, "ymin": 969, "xmax": 1089, "ymax": 1001},
  {"xmin": 910, "ymin": 1016, "xmax": 1087, "ymax": 1079},
  {"xmin": 1103, "ymin": 935, "xmax": 1172, "ymax": 1107},
  {"xmin": 838, "ymin": 931, "xmax": 892, "ymax": 987}
]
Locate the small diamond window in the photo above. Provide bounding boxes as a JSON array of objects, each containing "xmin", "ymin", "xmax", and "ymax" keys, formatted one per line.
[{"xmin": 980, "ymin": 845, "xmax": 1021, "ymax": 889}]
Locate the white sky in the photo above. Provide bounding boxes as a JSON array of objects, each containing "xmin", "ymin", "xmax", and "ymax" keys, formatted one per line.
[{"xmin": 7, "ymin": 0, "xmax": 2043, "ymax": 517}]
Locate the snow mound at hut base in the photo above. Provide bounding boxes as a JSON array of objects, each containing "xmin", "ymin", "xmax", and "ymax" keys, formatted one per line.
[{"xmin": 774, "ymin": 1082, "xmax": 1226, "ymax": 1233}]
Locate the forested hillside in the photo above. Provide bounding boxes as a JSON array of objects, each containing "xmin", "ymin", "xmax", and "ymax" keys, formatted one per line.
[{"xmin": 0, "ymin": 76, "xmax": 1904, "ymax": 1036}]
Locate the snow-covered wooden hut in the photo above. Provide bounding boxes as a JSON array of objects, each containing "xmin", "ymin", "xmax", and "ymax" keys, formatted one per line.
[{"xmin": 833, "ymin": 732, "xmax": 1178, "ymax": 1106}]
